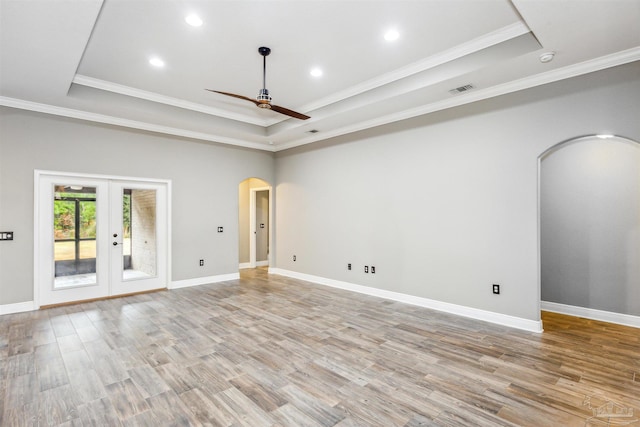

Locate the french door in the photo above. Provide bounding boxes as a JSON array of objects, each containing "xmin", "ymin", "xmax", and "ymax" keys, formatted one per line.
[{"xmin": 36, "ymin": 172, "xmax": 169, "ymax": 307}]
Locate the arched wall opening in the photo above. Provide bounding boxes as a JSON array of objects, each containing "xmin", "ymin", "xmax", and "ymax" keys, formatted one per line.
[
  {"xmin": 238, "ymin": 177, "xmax": 272, "ymax": 270},
  {"xmin": 539, "ymin": 135, "xmax": 640, "ymax": 327}
]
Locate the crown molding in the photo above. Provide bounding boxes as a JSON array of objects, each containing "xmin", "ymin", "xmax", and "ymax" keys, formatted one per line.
[
  {"xmin": 72, "ymin": 23, "xmax": 529, "ymax": 131},
  {"xmin": 0, "ymin": 97, "xmax": 276, "ymax": 152},
  {"xmin": 298, "ymin": 22, "xmax": 531, "ymax": 113},
  {"xmin": 3, "ymin": 46, "xmax": 637, "ymax": 153},
  {"xmin": 72, "ymin": 74, "xmax": 277, "ymax": 127},
  {"xmin": 274, "ymin": 46, "xmax": 640, "ymax": 151}
]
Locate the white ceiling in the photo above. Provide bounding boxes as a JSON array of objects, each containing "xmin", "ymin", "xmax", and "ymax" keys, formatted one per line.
[{"xmin": 1, "ymin": 0, "xmax": 639, "ymax": 152}]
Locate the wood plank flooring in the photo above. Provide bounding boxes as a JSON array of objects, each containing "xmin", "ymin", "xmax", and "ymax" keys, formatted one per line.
[{"xmin": 1, "ymin": 268, "xmax": 639, "ymax": 426}]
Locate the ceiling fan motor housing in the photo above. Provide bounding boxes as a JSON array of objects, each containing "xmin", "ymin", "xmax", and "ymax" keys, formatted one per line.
[{"xmin": 257, "ymin": 88, "xmax": 272, "ymax": 109}]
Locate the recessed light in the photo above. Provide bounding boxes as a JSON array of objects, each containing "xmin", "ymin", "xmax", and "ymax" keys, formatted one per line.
[
  {"xmin": 539, "ymin": 51, "xmax": 555, "ymax": 63},
  {"xmin": 597, "ymin": 134, "xmax": 614, "ymax": 139},
  {"xmin": 185, "ymin": 14, "xmax": 203, "ymax": 27},
  {"xmin": 149, "ymin": 57, "xmax": 165, "ymax": 68},
  {"xmin": 384, "ymin": 29, "xmax": 400, "ymax": 42},
  {"xmin": 310, "ymin": 68, "xmax": 323, "ymax": 77}
]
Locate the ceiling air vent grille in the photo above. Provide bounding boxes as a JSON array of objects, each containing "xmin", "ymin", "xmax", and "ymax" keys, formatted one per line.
[{"xmin": 449, "ymin": 84, "xmax": 475, "ymax": 95}]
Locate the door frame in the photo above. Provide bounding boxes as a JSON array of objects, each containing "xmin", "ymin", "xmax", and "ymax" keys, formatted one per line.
[
  {"xmin": 249, "ymin": 186, "xmax": 272, "ymax": 268},
  {"xmin": 33, "ymin": 170, "xmax": 172, "ymax": 309}
]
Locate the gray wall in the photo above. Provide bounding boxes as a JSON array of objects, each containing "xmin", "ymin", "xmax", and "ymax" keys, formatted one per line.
[
  {"xmin": 0, "ymin": 109, "xmax": 274, "ymax": 305},
  {"xmin": 541, "ymin": 136, "xmax": 640, "ymax": 315},
  {"xmin": 2, "ymin": 62, "xmax": 639, "ymax": 323},
  {"xmin": 274, "ymin": 62, "xmax": 640, "ymax": 322}
]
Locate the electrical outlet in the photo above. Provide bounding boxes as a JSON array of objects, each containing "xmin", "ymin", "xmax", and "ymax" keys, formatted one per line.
[
  {"xmin": 371, "ymin": 266, "xmax": 375, "ymax": 274},
  {"xmin": 348, "ymin": 263, "xmax": 351, "ymax": 270},
  {"xmin": 199, "ymin": 259, "xmax": 204, "ymax": 266},
  {"xmin": 493, "ymin": 284, "xmax": 500, "ymax": 294},
  {"xmin": 293, "ymin": 255, "xmax": 296, "ymax": 261},
  {"xmin": 364, "ymin": 266, "xmax": 369, "ymax": 273},
  {"xmin": 0, "ymin": 232, "xmax": 14, "ymax": 241}
]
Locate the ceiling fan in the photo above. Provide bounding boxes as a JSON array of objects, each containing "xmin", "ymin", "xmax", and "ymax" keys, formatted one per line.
[{"xmin": 207, "ymin": 47, "xmax": 310, "ymax": 120}]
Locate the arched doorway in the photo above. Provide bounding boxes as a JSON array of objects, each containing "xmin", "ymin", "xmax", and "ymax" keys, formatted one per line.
[
  {"xmin": 538, "ymin": 135, "xmax": 640, "ymax": 327},
  {"xmin": 238, "ymin": 178, "xmax": 272, "ymax": 270}
]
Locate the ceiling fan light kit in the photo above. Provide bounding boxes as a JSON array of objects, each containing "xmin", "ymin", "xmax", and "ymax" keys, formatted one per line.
[{"xmin": 206, "ymin": 46, "xmax": 310, "ymax": 120}]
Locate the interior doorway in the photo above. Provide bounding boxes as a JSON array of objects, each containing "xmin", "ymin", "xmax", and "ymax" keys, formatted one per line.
[
  {"xmin": 538, "ymin": 135, "xmax": 640, "ymax": 326},
  {"xmin": 238, "ymin": 178, "xmax": 272, "ymax": 269},
  {"xmin": 35, "ymin": 171, "xmax": 170, "ymax": 307}
]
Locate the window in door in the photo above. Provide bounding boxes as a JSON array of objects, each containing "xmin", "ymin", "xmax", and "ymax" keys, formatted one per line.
[
  {"xmin": 121, "ymin": 188, "xmax": 157, "ymax": 281},
  {"xmin": 53, "ymin": 185, "xmax": 98, "ymax": 288}
]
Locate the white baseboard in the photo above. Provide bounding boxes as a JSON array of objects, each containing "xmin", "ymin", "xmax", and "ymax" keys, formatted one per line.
[
  {"xmin": 269, "ymin": 268, "xmax": 543, "ymax": 333},
  {"xmin": 0, "ymin": 300, "xmax": 36, "ymax": 316},
  {"xmin": 542, "ymin": 301, "xmax": 640, "ymax": 329},
  {"xmin": 170, "ymin": 273, "xmax": 240, "ymax": 290},
  {"xmin": 239, "ymin": 262, "xmax": 269, "ymax": 269},
  {"xmin": 1, "ymin": 273, "xmax": 243, "ymax": 314}
]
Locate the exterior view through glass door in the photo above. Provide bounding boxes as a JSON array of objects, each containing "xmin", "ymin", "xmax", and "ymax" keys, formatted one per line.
[
  {"xmin": 36, "ymin": 172, "xmax": 169, "ymax": 307},
  {"xmin": 54, "ymin": 184, "xmax": 99, "ymax": 288}
]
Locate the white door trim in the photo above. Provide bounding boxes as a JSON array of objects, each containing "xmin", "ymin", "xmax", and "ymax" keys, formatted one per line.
[
  {"xmin": 33, "ymin": 170, "xmax": 172, "ymax": 309},
  {"xmin": 249, "ymin": 186, "xmax": 271, "ymax": 268}
]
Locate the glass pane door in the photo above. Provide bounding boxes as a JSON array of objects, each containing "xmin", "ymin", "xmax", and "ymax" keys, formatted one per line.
[
  {"xmin": 37, "ymin": 173, "xmax": 168, "ymax": 307},
  {"xmin": 38, "ymin": 175, "xmax": 110, "ymax": 307},
  {"xmin": 110, "ymin": 181, "xmax": 167, "ymax": 296}
]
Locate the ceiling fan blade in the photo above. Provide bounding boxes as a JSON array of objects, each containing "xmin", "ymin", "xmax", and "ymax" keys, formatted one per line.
[
  {"xmin": 206, "ymin": 90, "xmax": 259, "ymax": 106},
  {"xmin": 270, "ymin": 104, "xmax": 310, "ymax": 120},
  {"xmin": 207, "ymin": 48, "xmax": 309, "ymax": 120}
]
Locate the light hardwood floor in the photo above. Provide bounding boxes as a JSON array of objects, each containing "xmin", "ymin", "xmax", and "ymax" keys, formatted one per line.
[{"xmin": 1, "ymin": 268, "xmax": 639, "ymax": 426}]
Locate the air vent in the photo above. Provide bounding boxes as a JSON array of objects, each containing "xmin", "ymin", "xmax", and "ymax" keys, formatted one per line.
[
  {"xmin": 307, "ymin": 129, "xmax": 319, "ymax": 134},
  {"xmin": 449, "ymin": 84, "xmax": 475, "ymax": 95}
]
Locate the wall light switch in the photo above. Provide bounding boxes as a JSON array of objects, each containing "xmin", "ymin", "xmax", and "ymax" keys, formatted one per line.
[{"xmin": 217, "ymin": 226, "xmax": 223, "ymax": 233}]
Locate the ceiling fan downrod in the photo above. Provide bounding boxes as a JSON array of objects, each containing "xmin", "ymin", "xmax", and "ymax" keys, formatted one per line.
[{"xmin": 257, "ymin": 46, "xmax": 272, "ymax": 109}]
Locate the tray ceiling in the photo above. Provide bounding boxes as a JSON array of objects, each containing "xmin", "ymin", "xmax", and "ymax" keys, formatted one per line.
[{"xmin": 1, "ymin": 0, "xmax": 639, "ymax": 151}]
